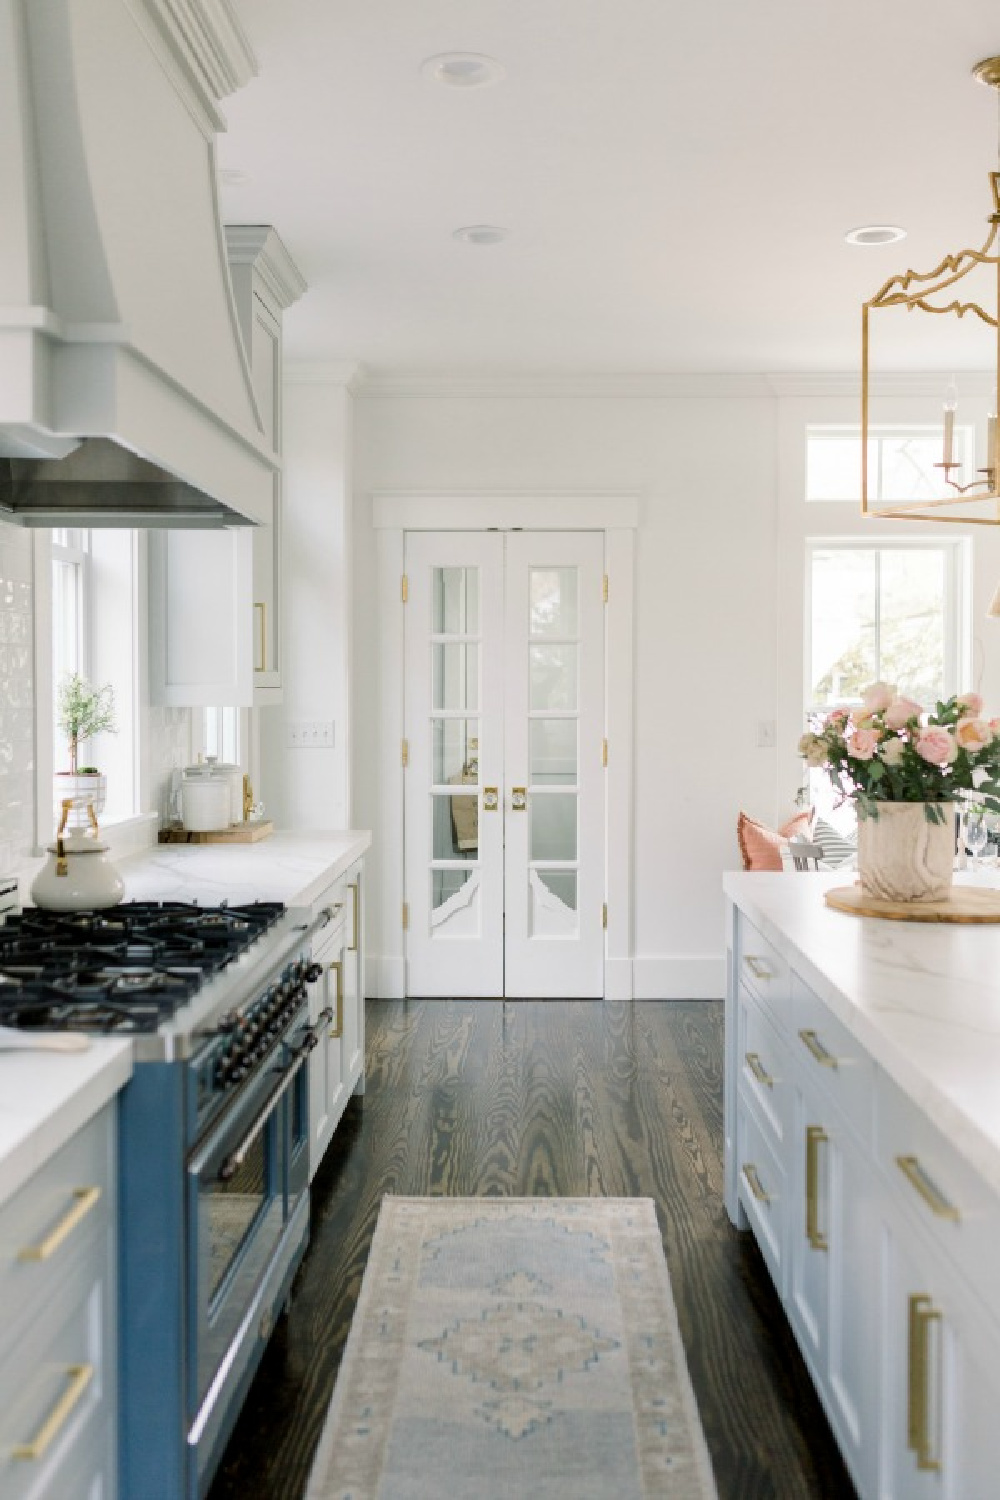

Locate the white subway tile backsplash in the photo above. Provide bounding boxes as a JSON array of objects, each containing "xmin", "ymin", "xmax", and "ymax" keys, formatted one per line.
[{"xmin": 0, "ymin": 523, "xmax": 34, "ymax": 876}]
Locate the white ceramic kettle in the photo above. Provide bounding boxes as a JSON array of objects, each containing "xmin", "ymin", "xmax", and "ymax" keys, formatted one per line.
[
  {"xmin": 180, "ymin": 768, "xmax": 231, "ymax": 832},
  {"xmin": 30, "ymin": 801, "xmax": 125, "ymax": 912}
]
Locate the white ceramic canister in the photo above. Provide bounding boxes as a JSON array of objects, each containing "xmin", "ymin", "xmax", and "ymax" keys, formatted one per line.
[
  {"xmin": 180, "ymin": 769, "xmax": 232, "ymax": 833},
  {"xmin": 204, "ymin": 758, "xmax": 245, "ymax": 826}
]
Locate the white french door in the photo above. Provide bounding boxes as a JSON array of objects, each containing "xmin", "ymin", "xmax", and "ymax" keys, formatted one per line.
[{"xmin": 403, "ymin": 531, "xmax": 606, "ymax": 998}]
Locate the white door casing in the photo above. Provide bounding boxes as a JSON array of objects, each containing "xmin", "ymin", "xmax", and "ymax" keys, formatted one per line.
[
  {"xmin": 373, "ymin": 493, "xmax": 637, "ymax": 1002},
  {"xmin": 402, "ymin": 530, "xmax": 607, "ymax": 997}
]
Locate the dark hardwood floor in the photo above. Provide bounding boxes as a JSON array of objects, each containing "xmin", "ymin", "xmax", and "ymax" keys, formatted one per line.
[{"xmin": 208, "ymin": 999, "xmax": 857, "ymax": 1500}]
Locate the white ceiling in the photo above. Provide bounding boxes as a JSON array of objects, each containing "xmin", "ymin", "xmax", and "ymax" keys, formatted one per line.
[{"xmin": 218, "ymin": 1, "xmax": 1000, "ymax": 376}]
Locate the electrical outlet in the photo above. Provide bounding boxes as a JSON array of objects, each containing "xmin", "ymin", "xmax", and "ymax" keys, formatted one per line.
[
  {"xmin": 756, "ymin": 720, "xmax": 776, "ymax": 749},
  {"xmin": 287, "ymin": 720, "xmax": 335, "ymax": 749}
]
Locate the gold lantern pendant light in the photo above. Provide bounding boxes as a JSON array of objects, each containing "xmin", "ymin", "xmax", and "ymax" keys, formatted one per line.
[{"xmin": 861, "ymin": 57, "xmax": 1000, "ymax": 523}]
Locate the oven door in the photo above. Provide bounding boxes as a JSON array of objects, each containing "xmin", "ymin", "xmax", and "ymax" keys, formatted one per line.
[{"xmin": 186, "ymin": 1010, "xmax": 313, "ymax": 1412}]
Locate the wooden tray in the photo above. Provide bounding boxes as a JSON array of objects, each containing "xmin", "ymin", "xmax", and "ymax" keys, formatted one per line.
[
  {"xmin": 158, "ymin": 820, "xmax": 273, "ymax": 845},
  {"xmin": 824, "ymin": 884, "xmax": 1000, "ymax": 923}
]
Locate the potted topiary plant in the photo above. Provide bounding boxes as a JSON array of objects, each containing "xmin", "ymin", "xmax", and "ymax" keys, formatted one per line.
[{"xmin": 55, "ymin": 672, "xmax": 117, "ymax": 830}]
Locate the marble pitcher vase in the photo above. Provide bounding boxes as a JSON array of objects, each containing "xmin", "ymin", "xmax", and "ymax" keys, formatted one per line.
[{"xmin": 856, "ymin": 802, "xmax": 954, "ymax": 902}]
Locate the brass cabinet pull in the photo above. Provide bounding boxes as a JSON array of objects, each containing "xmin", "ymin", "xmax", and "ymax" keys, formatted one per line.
[
  {"xmin": 482, "ymin": 787, "xmax": 499, "ymax": 812},
  {"xmin": 511, "ymin": 787, "xmax": 527, "ymax": 811},
  {"xmin": 745, "ymin": 1051, "xmax": 775, "ymax": 1089},
  {"xmin": 798, "ymin": 1028, "xmax": 839, "ymax": 1069},
  {"xmin": 347, "ymin": 881, "xmax": 359, "ymax": 952},
  {"xmin": 254, "ymin": 601, "xmax": 266, "ymax": 673},
  {"xmin": 18, "ymin": 1186, "xmax": 101, "ymax": 1262},
  {"xmin": 741, "ymin": 1162, "xmax": 770, "ymax": 1204},
  {"xmin": 13, "ymin": 1363, "xmax": 94, "ymax": 1460},
  {"xmin": 896, "ymin": 1156, "xmax": 961, "ymax": 1223},
  {"xmin": 329, "ymin": 960, "xmax": 344, "ymax": 1039},
  {"xmin": 743, "ymin": 954, "xmax": 773, "ymax": 982},
  {"xmin": 907, "ymin": 1294, "xmax": 942, "ymax": 1472},
  {"xmin": 805, "ymin": 1126, "xmax": 829, "ymax": 1251}
]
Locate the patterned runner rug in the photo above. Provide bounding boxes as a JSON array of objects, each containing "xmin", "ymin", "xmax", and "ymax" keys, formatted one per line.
[{"xmin": 305, "ymin": 1196, "xmax": 719, "ymax": 1499}]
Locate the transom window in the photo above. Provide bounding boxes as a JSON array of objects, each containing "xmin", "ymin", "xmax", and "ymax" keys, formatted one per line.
[{"xmin": 806, "ymin": 426, "xmax": 973, "ymax": 503}]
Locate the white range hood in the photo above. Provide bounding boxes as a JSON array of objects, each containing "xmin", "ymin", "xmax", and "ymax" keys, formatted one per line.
[{"xmin": 0, "ymin": 0, "xmax": 277, "ymax": 526}]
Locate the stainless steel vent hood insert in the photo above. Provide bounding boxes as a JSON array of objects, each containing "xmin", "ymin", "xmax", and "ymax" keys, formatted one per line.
[
  {"xmin": 0, "ymin": 0, "xmax": 278, "ymax": 527},
  {"xmin": 0, "ymin": 438, "xmax": 250, "ymax": 528}
]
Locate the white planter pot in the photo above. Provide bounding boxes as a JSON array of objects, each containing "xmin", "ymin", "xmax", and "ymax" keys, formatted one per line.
[
  {"xmin": 54, "ymin": 772, "xmax": 107, "ymax": 832},
  {"xmin": 857, "ymin": 802, "xmax": 954, "ymax": 902}
]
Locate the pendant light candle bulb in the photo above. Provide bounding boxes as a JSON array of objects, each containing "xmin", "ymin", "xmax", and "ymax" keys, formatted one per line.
[{"xmin": 943, "ymin": 378, "xmax": 958, "ymax": 465}]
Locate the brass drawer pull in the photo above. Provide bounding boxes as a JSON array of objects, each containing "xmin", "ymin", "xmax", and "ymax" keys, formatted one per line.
[
  {"xmin": 743, "ymin": 954, "xmax": 773, "ymax": 982},
  {"xmin": 329, "ymin": 960, "xmax": 344, "ymax": 1039},
  {"xmin": 745, "ymin": 1051, "xmax": 775, "ymax": 1089},
  {"xmin": 741, "ymin": 1162, "xmax": 770, "ymax": 1204},
  {"xmin": 347, "ymin": 881, "xmax": 359, "ymax": 953},
  {"xmin": 18, "ymin": 1186, "xmax": 102, "ymax": 1262},
  {"xmin": 799, "ymin": 1029, "xmax": 838, "ymax": 1069},
  {"xmin": 907, "ymin": 1294, "xmax": 942, "ymax": 1472},
  {"xmin": 806, "ymin": 1126, "xmax": 829, "ymax": 1251},
  {"xmin": 896, "ymin": 1155, "xmax": 961, "ymax": 1223},
  {"xmin": 13, "ymin": 1363, "xmax": 94, "ymax": 1460}
]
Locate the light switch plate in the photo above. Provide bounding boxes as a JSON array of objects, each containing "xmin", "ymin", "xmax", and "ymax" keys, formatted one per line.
[{"xmin": 287, "ymin": 720, "xmax": 335, "ymax": 749}]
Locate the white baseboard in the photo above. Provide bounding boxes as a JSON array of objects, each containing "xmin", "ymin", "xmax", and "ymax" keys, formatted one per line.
[
  {"xmin": 604, "ymin": 958, "xmax": 633, "ymax": 1000},
  {"xmin": 632, "ymin": 955, "xmax": 725, "ymax": 1000},
  {"xmin": 370, "ymin": 954, "xmax": 404, "ymax": 999}
]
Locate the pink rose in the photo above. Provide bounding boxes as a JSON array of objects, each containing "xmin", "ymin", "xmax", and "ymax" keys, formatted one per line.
[
  {"xmin": 956, "ymin": 717, "xmax": 992, "ymax": 753},
  {"xmin": 958, "ymin": 692, "xmax": 984, "ymax": 716},
  {"xmin": 850, "ymin": 727, "xmax": 880, "ymax": 760},
  {"xmin": 990, "ymin": 718, "xmax": 1000, "ymax": 739},
  {"xmin": 862, "ymin": 681, "xmax": 897, "ymax": 714},
  {"xmin": 916, "ymin": 727, "xmax": 958, "ymax": 766},
  {"xmin": 884, "ymin": 697, "xmax": 921, "ymax": 730},
  {"xmin": 825, "ymin": 708, "xmax": 849, "ymax": 727}
]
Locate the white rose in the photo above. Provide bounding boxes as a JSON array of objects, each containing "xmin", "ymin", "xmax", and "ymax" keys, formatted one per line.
[{"xmin": 881, "ymin": 737, "xmax": 906, "ymax": 766}]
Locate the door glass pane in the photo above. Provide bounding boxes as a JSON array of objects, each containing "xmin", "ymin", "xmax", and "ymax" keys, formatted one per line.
[
  {"xmin": 530, "ymin": 568, "xmax": 578, "ymax": 637},
  {"xmin": 534, "ymin": 869, "xmax": 577, "ymax": 911},
  {"xmin": 433, "ymin": 567, "xmax": 479, "ymax": 634},
  {"xmin": 433, "ymin": 720, "xmax": 479, "ymax": 785},
  {"xmin": 433, "ymin": 868, "xmax": 476, "ymax": 910},
  {"xmin": 432, "ymin": 792, "xmax": 478, "ymax": 858},
  {"xmin": 530, "ymin": 794, "xmax": 577, "ymax": 862},
  {"xmin": 878, "ymin": 550, "xmax": 947, "ymax": 707},
  {"xmin": 529, "ymin": 719, "xmax": 577, "ymax": 786},
  {"xmin": 432, "ymin": 643, "xmax": 478, "ymax": 710},
  {"xmin": 529, "ymin": 645, "xmax": 577, "ymax": 710}
]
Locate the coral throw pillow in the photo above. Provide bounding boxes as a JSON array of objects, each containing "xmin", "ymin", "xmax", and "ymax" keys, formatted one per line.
[{"xmin": 737, "ymin": 809, "xmax": 813, "ymax": 871}]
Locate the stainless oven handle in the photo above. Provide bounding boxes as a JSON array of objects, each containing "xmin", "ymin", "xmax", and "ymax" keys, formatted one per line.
[{"xmin": 216, "ymin": 1048, "xmax": 311, "ymax": 1182}]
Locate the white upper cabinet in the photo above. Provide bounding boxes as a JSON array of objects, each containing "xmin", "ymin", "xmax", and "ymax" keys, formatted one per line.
[{"xmin": 148, "ymin": 227, "xmax": 305, "ymax": 708}]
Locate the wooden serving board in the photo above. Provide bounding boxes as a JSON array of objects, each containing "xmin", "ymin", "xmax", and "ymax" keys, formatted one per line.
[
  {"xmin": 825, "ymin": 884, "xmax": 1000, "ymax": 923},
  {"xmin": 158, "ymin": 820, "xmax": 274, "ymax": 845}
]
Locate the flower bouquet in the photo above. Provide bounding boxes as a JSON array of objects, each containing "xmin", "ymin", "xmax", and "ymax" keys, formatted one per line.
[{"xmin": 798, "ymin": 683, "xmax": 1000, "ymax": 901}]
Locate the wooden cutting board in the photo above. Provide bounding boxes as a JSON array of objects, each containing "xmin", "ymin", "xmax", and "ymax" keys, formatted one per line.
[
  {"xmin": 157, "ymin": 820, "xmax": 273, "ymax": 845},
  {"xmin": 824, "ymin": 884, "xmax": 1000, "ymax": 923}
]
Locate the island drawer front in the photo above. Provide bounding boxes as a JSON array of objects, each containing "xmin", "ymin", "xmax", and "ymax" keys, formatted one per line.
[
  {"xmin": 0, "ymin": 1245, "xmax": 109, "ymax": 1500},
  {"xmin": 737, "ymin": 913, "xmax": 790, "ymax": 1012},
  {"xmin": 738, "ymin": 983, "xmax": 790, "ymax": 1149},
  {"xmin": 875, "ymin": 1068, "xmax": 1000, "ymax": 1298},
  {"xmin": 792, "ymin": 976, "xmax": 873, "ymax": 1139},
  {"xmin": 0, "ymin": 1111, "xmax": 113, "ymax": 1340},
  {"xmin": 737, "ymin": 1097, "xmax": 787, "ymax": 1294}
]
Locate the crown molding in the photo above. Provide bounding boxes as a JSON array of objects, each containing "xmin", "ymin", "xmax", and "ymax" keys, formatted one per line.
[
  {"xmin": 224, "ymin": 226, "xmax": 307, "ymax": 310},
  {"xmin": 353, "ymin": 370, "xmax": 773, "ymax": 400},
  {"xmin": 285, "ymin": 360, "xmax": 364, "ymax": 391},
  {"xmin": 131, "ymin": 0, "xmax": 257, "ymax": 135},
  {"xmin": 766, "ymin": 371, "xmax": 996, "ymax": 399}
]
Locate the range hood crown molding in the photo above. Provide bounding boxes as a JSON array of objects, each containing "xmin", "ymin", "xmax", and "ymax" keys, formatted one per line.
[
  {"xmin": 126, "ymin": 0, "xmax": 257, "ymax": 137},
  {"xmin": 224, "ymin": 226, "xmax": 308, "ymax": 313}
]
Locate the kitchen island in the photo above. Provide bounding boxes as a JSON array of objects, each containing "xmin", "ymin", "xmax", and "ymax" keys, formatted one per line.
[{"xmin": 725, "ymin": 871, "xmax": 1000, "ymax": 1500}]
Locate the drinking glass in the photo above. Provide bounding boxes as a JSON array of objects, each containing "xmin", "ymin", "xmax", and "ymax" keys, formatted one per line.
[{"xmin": 966, "ymin": 808, "xmax": 989, "ymax": 871}]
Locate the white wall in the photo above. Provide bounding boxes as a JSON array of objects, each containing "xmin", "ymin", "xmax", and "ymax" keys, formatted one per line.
[
  {"xmin": 260, "ymin": 373, "xmax": 353, "ymax": 830},
  {"xmin": 350, "ymin": 384, "xmax": 781, "ymax": 996}
]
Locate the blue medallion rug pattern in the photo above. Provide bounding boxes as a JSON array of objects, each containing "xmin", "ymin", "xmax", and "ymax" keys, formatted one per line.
[{"xmin": 306, "ymin": 1197, "xmax": 719, "ymax": 1500}]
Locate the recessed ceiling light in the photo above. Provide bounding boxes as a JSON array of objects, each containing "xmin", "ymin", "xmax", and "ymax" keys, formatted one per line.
[
  {"xmin": 845, "ymin": 225, "xmax": 907, "ymax": 246},
  {"xmin": 421, "ymin": 52, "xmax": 505, "ymax": 88},
  {"xmin": 219, "ymin": 167, "xmax": 249, "ymax": 187},
  {"xmin": 452, "ymin": 224, "xmax": 509, "ymax": 246}
]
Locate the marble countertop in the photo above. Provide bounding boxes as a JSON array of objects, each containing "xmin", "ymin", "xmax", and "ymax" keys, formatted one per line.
[
  {"xmin": 724, "ymin": 870, "xmax": 1000, "ymax": 1196},
  {"xmin": 0, "ymin": 1039, "xmax": 132, "ymax": 1206},
  {"xmin": 117, "ymin": 829, "xmax": 371, "ymax": 912},
  {"xmin": 1, "ymin": 830, "xmax": 371, "ymax": 1207}
]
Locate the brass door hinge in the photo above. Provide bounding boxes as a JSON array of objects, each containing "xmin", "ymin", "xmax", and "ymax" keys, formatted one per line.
[
  {"xmin": 402, "ymin": 902, "xmax": 409, "ymax": 930},
  {"xmin": 401, "ymin": 739, "xmax": 409, "ymax": 768},
  {"xmin": 602, "ymin": 902, "xmax": 608, "ymax": 930},
  {"xmin": 601, "ymin": 738, "xmax": 608, "ymax": 767},
  {"xmin": 401, "ymin": 574, "xmax": 409, "ymax": 603},
  {"xmin": 602, "ymin": 574, "xmax": 609, "ymax": 604}
]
